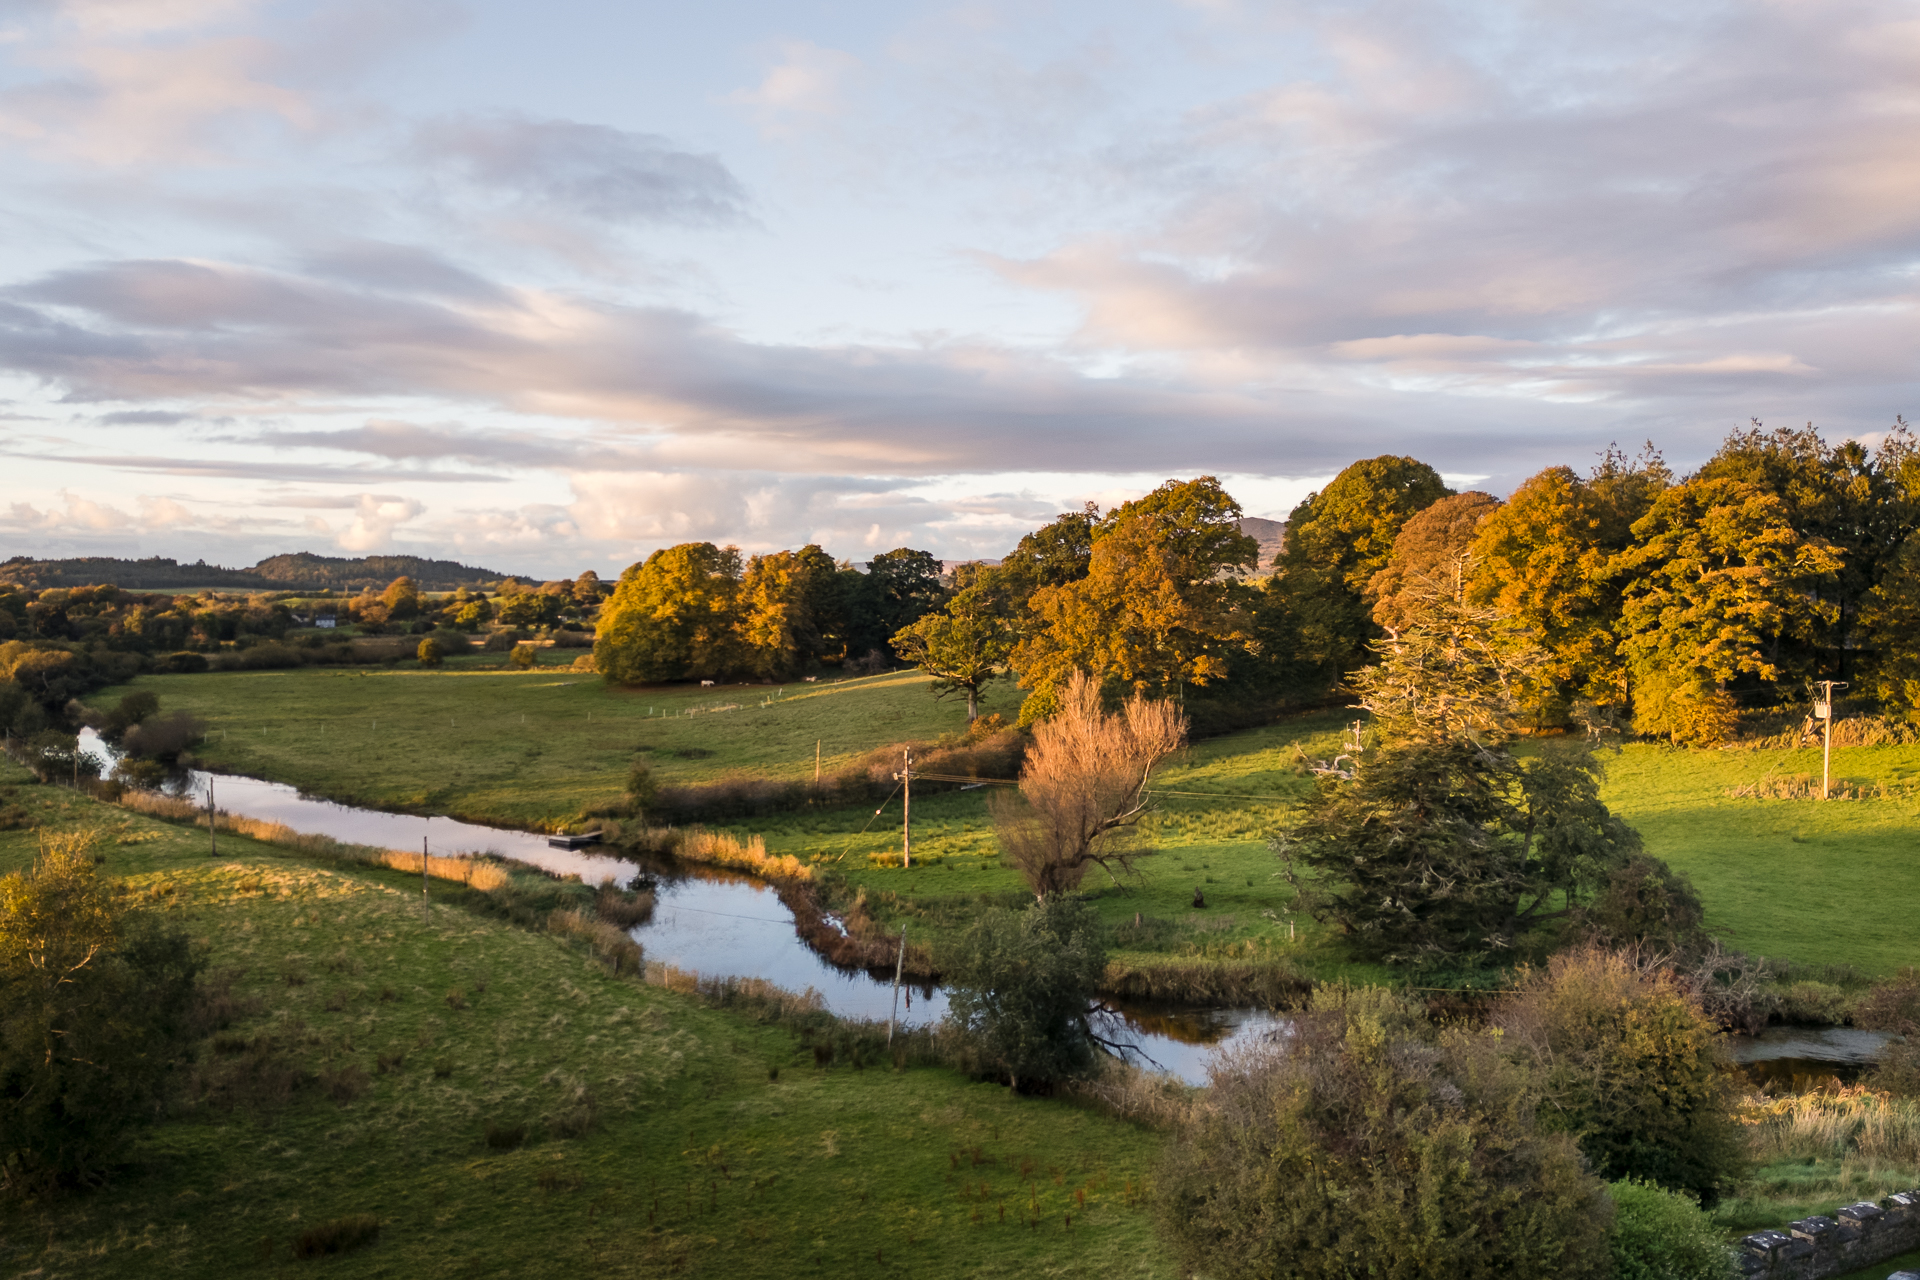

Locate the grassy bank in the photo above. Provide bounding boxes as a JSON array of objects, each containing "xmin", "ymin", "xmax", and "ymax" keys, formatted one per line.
[{"xmin": 0, "ymin": 763, "xmax": 1171, "ymax": 1279}]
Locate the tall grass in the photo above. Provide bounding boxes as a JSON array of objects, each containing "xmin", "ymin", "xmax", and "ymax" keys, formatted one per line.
[
  {"xmin": 678, "ymin": 827, "xmax": 813, "ymax": 882},
  {"xmin": 1742, "ymin": 1084, "xmax": 1920, "ymax": 1166}
]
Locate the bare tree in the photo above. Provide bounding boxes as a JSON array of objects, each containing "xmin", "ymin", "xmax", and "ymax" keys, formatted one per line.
[{"xmin": 993, "ymin": 671, "xmax": 1187, "ymax": 897}]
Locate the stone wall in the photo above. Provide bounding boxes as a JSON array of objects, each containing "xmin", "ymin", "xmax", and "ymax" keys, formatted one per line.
[{"xmin": 1738, "ymin": 1191, "xmax": 1920, "ymax": 1278}]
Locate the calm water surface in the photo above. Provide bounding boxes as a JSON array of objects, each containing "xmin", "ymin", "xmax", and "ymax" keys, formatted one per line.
[{"xmin": 81, "ymin": 729, "xmax": 1281, "ymax": 1083}]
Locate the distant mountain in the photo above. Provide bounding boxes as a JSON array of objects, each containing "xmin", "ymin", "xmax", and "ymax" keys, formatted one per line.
[
  {"xmin": 1240, "ymin": 517, "xmax": 1286, "ymax": 572},
  {"xmin": 0, "ymin": 552, "xmax": 530, "ymax": 592}
]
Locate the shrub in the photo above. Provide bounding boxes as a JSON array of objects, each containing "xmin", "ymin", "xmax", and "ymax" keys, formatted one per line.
[
  {"xmin": 1606, "ymin": 1179, "xmax": 1735, "ymax": 1280},
  {"xmin": 1155, "ymin": 985, "xmax": 1613, "ymax": 1279},
  {"xmin": 1496, "ymin": 947, "xmax": 1745, "ymax": 1202},
  {"xmin": 943, "ymin": 895, "xmax": 1107, "ymax": 1091},
  {"xmin": 0, "ymin": 832, "xmax": 201, "ymax": 1194},
  {"xmin": 416, "ymin": 638, "xmax": 444, "ymax": 667},
  {"xmin": 292, "ymin": 1215, "xmax": 380, "ymax": 1258},
  {"xmin": 1578, "ymin": 853, "xmax": 1706, "ymax": 953},
  {"xmin": 152, "ymin": 650, "xmax": 209, "ymax": 674},
  {"xmin": 483, "ymin": 630, "xmax": 531, "ymax": 652},
  {"xmin": 121, "ymin": 710, "xmax": 205, "ymax": 762},
  {"xmin": 509, "ymin": 643, "xmax": 537, "ymax": 669},
  {"xmin": 1858, "ymin": 968, "xmax": 1920, "ymax": 1095}
]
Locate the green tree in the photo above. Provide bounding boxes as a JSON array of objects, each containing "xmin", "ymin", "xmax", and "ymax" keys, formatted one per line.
[
  {"xmin": 1262, "ymin": 455, "xmax": 1450, "ymax": 697},
  {"xmin": 943, "ymin": 895, "xmax": 1108, "ymax": 1091},
  {"xmin": 1613, "ymin": 476, "xmax": 1842, "ymax": 744},
  {"xmin": 593, "ymin": 543, "xmax": 747, "ymax": 684},
  {"xmin": 508, "ymin": 642, "xmax": 537, "ymax": 670},
  {"xmin": 890, "ymin": 569, "xmax": 1013, "ymax": 720},
  {"xmin": 1155, "ymin": 984, "xmax": 1613, "ymax": 1280},
  {"xmin": 1010, "ymin": 477, "xmax": 1257, "ymax": 719},
  {"xmin": 0, "ymin": 832, "xmax": 200, "ymax": 1195},
  {"xmin": 1497, "ymin": 948, "xmax": 1745, "ymax": 1203},
  {"xmin": 1278, "ymin": 580, "xmax": 1643, "ymax": 965},
  {"xmin": 843, "ymin": 548, "xmax": 946, "ymax": 661}
]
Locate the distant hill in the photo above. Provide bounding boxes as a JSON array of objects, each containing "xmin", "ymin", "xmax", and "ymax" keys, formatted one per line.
[
  {"xmin": 0, "ymin": 552, "xmax": 530, "ymax": 592},
  {"xmin": 1240, "ymin": 517, "xmax": 1286, "ymax": 572}
]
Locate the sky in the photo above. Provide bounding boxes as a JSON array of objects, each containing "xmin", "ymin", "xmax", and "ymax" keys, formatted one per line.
[{"xmin": 1, "ymin": 0, "xmax": 1917, "ymax": 578}]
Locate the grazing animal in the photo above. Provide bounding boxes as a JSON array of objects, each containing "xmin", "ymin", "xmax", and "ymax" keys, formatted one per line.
[
  {"xmin": 700, "ymin": 679, "xmax": 716, "ymax": 687},
  {"xmin": 803, "ymin": 676, "xmax": 817, "ymax": 682}
]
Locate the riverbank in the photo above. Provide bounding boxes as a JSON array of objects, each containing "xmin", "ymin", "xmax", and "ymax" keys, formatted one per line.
[{"xmin": 0, "ymin": 758, "xmax": 1175, "ymax": 1278}]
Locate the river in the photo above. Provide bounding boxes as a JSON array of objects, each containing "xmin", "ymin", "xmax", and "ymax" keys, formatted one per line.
[{"xmin": 79, "ymin": 729, "xmax": 1283, "ymax": 1084}]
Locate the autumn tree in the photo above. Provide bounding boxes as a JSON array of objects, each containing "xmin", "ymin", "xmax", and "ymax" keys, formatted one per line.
[
  {"xmin": 1613, "ymin": 477, "xmax": 1842, "ymax": 744},
  {"xmin": 992, "ymin": 671, "xmax": 1187, "ymax": 897},
  {"xmin": 593, "ymin": 543, "xmax": 748, "ymax": 683},
  {"xmin": 379, "ymin": 575, "xmax": 420, "ymax": 621},
  {"xmin": 1366, "ymin": 490, "xmax": 1501, "ymax": 633},
  {"xmin": 1262, "ymin": 455, "xmax": 1450, "ymax": 697},
  {"xmin": 1009, "ymin": 477, "xmax": 1257, "ymax": 721},
  {"xmin": 891, "ymin": 566, "xmax": 1013, "ymax": 720},
  {"xmin": 736, "ymin": 545, "xmax": 842, "ymax": 679}
]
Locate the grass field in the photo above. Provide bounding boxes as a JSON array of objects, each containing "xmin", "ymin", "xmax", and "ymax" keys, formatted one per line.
[
  {"xmin": 90, "ymin": 665, "xmax": 1920, "ymax": 978},
  {"xmin": 0, "ymin": 758, "xmax": 1171, "ymax": 1279},
  {"xmin": 95, "ymin": 658, "xmax": 1024, "ymax": 829}
]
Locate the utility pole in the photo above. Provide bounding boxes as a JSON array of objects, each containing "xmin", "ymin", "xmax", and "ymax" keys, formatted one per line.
[
  {"xmin": 207, "ymin": 777, "xmax": 217, "ymax": 858},
  {"xmin": 422, "ymin": 819, "xmax": 432, "ymax": 917},
  {"xmin": 815, "ymin": 740, "xmax": 821, "ymax": 784},
  {"xmin": 896, "ymin": 749, "xmax": 913, "ymax": 867},
  {"xmin": 886, "ymin": 931, "xmax": 907, "ymax": 1046},
  {"xmin": 1815, "ymin": 680, "xmax": 1848, "ymax": 799}
]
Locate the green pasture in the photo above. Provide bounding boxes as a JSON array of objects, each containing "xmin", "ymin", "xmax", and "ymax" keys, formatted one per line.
[
  {"xmin": 0, "ymin": 763, "xmax": 1169, "ymax": 1279},
  {"xmin": 90, "ymin": 662, "xmax": 1023, "ymax": 829},
  {"xmin": 90, "ymin": 663, "xmax": 1920, "ymax": 975}
]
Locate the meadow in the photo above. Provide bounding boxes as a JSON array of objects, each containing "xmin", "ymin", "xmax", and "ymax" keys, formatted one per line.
[
  {"xmin": 0, "ymin": 757, "xmax": 1170, "ymax": 1279},
  {"xmin": 91, "ymin": 663, "xmax": 1920, "ymax": 980}
]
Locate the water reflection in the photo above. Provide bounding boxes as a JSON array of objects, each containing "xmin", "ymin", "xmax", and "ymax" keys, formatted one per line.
[{"xmin": 82, "ymin": 729, "xmax": 1275, "ymax": 1083}]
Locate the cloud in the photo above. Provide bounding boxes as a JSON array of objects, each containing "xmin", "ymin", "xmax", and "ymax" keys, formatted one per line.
[
  {"xmin": 729, "ymin": 40, "xmax": 861, "ymax": 128},
  {"xmin": 412, "ymin": 116, "xmax": 751, "ymax": 228},
  {"xmin": 336, "ymin": 492, "xmax": 423, "ymax": 552}
]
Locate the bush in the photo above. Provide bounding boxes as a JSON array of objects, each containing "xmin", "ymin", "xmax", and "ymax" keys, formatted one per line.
[
  {"xmin": 0, "ymin": 832, "xmax": 201, "ymax": 1194},
  {"xmin": 151, "ymin": 650, "xmax": 209, "ymax": 674},
  {"xmin": 1607, "ymin": 1179, "xmax": 1734, "ymax": 1280},
  {"xmin": 482, "ymin": 630, "xmax": 530, "ymax": 652},
  {"xmin": 1155, "ymin": 985, "xmax": 1613, "ymax": 1279},
  {"xmin": 1496, "ymin": 947, "xmax": 1745, "ymax": 1203},
  {"xmin": 416, "ymin": 638, "xmax": 444, "ymax": 667},
  {"xmin": 508, "ymin": 643, "xmax": 537, "ymax": 669},
  {"xmin": 1858, "ymin": 969, "xmax": 1920, "ymax": 1095},
  {"xmin": 121, "ymin": 710, "xmax": 205, "ymax": 762},
  {"xmin": 942, "ymin": 895, "xmax": 1107, "ymax": 1091},
  {"xmin": 1578, "ymin": 853, "xmax": 1706, "ymax": 953}
]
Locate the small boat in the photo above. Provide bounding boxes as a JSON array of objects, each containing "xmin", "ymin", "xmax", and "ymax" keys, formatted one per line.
[{"xmin": 546, "ymin": 831, "xmax": 604, "ymax": 850}]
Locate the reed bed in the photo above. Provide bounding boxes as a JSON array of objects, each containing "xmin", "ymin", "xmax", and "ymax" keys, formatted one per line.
[
  {"xmin": 678, "ymin": 826, "xmax": 813, "ymax": 882},
  {"xmin": 1741, "ymin": 1084, "xmax": 1920, "ymax": 1166},
  {"xmin": 548, "ymin": 909, "xmax": 644, "ymax": 975}
]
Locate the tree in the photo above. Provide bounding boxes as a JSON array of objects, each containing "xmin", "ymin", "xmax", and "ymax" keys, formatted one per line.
[
  {"xmin": 1465, "ymin": 450, "xmax": 1668, "ymax": 717},
  {"xmin": 991, "ymin": 671, "xmax": 1186, "ymax": 897},
  {"xmin": 1865, "ymin": 531, "xmax": 1920, "ymax": 715},
  {"xmin": 379, "ymin": 576, "xmax": 420, "ymax": 621},
  {"xmin": 844, "ymin": 548, "xmax": 946, "ymax": 660},
  {"xmin": 890, "ymin": 571, "xmax": 1013, "ymax": 720},
  {"xmin": 1496, "ymin": 948, "xmax": 1745, "ymax": 1203},
  {"xmin": 593, "ymin": 543, "xmax": 747, "ymax": 684},
  {"xmin": 1366, "ymin": 490, "xmax": 1501, "ymax": 633},
  {"xmin": 1278, "ymin": 578, "xmax": 1643, "ymax": 965},
  {"xmin": 943, "ymin": 895, "xmax": 1109, "ymax": 1091},
  {"xmin": 1010, "ymin": 477, "xmax": 1258, "ymax": 719},
  {"xmin": 1613, "ymin": 476, "xmax": 1842, "ymax": 744},
  {"xmin": 1155, "ymin": 984, "xmax": 1613, "ymax": 1280},
  {"xmin": 1263, "ymin": 455, "xmax": 1451, "ymax": 697},
  {"xmin": 508, "ymin": 642, "xmax": 537, "ymax": 670},
  {"xmin": 0, "ymin": 832, "xmax": 200, "ymax": 1195},
  {"xmin": 416, "ymin": 637, "xmax": 444, "ymax": 667},
  {"xmin": 736, "ymin": 545, "xmax": 842, "ymax": 679}
]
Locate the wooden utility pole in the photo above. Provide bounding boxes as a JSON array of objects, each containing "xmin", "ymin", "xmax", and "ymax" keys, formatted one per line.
[
  {"xmin": 1816, "ymin": 680, "xmax": 1848, "ymax": 799},
  {"xmin": 886, "ymin": 931, "xmax": 907, "ymax": 1046},
  {"xmin": 898, "ymin": 749, "xmax": 913, "ymax": 867},
  {"xmin": 815, "ymin": 740, "xmax": 821, "ymax": 783}
]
